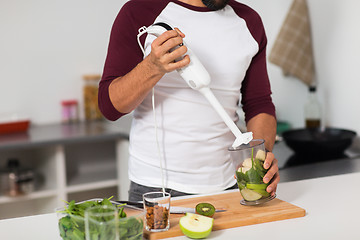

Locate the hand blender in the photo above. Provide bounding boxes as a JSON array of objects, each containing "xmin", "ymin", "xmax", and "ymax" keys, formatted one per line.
[{"xmin": 140, "ymin": 22, "xmax": 253, "ymax": 147}]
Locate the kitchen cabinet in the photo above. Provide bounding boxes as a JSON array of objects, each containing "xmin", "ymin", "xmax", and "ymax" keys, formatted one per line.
[{"xmin": 0, "ymin": 115, "xmax": 132, "ymax": 220}]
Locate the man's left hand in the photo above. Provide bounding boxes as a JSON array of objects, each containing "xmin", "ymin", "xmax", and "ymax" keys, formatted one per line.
[{"xmin": 263, "ymin": 152, "xmax": 280, "ymax": 195}]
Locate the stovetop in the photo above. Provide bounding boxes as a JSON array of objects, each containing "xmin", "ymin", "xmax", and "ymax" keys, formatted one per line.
[
  {"xmin": 273, "ymin": 141, "xmax": 360, "ymax": 169},
  {"xmin": 272, "ymin": 141, "xmax": 360, "ymax": 183},
  {"xmin": 282, "ymin": 153, "xmax": 349, "ymax": 168}
]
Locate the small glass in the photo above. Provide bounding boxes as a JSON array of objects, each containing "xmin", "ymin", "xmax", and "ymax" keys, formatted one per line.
[
  {"xmin": 85, "ymin": 205, "xmax": 119, "ymax": 240},
  {"xmin": 229, "ymin": 139, "xmax": 276, "ymax": 206},
  {"xmin": 143, "ymin": 192, "xmax": 171, "ymax": 232}
]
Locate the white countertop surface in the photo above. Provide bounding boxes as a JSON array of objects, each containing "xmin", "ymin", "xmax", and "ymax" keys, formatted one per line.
[{"xmin": 1, "ymin": 171, "xmax": 360, "ymax": 240}]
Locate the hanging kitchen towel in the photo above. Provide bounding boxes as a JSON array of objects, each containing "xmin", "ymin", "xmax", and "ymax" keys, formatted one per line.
[{"xmin": 269, "ymin": 0, "xmax": 315, "ymax": 86}]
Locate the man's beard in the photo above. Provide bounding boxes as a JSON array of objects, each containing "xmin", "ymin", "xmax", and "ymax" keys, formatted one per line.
[{"xmin": 202, "ymin": 0, "xmax": 230, "ymax": 10}]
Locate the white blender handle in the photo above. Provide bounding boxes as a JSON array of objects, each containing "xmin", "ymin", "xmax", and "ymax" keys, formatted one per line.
[
  {"xmin": 146, "ymin": 23, "xmax": 211, "ymax": 90},
  {"xmin": 199, "ymin": 88, "xmax": 253, "ymax": 147}
]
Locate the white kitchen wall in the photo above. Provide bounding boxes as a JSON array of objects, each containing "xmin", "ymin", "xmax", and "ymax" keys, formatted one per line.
[
  {"xmin": 0, "ymin": 0, "xmax": 125, "ymax": 123},
  {"xmin": 242, "ymin": 0, "xmax": 360, "ymax": 137},
  {"xmin": 1, "ymin": 1, "xmax": 360, "ymax": 139}
]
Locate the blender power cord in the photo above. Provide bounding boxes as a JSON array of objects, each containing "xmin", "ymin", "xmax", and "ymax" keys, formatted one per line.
[{"xmin": 137, "ymin": 27, "xmax": 166, "ymax": 195}]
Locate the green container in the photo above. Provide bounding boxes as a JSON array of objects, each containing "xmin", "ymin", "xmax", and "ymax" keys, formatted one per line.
[
  {"xmin": 277, "ymin": 121, "xmax": 291, "ymax": 135},
  {"xmin": 56, "ymin": 198, "xmax": 144, "ymax": 240}
]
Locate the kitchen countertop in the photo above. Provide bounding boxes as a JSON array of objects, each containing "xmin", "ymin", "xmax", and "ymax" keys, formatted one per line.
[
  {"xmin": 0, "ymin": 114, "xmax": 132, "ymax": 150},
  {"xmin": 1, "ymin": 169, "xmax": 359, "ymax": 239}
]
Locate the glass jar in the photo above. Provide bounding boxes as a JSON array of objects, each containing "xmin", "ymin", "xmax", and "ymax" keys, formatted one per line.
[
  {"xmin": 61, "ymin": 100, "xmax": 79, "ymax": 123},
  {"xmin": 83, "ymin": 74, "xmax": 103, "ymax": 121},
  {"xmin": 229, "ymin": 139, "xmax": 276, "ymax": 206}
]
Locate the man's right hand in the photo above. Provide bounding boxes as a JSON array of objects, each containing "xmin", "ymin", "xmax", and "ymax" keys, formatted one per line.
[
  {"xmin": 148, "ymin": 28, "xmax": 191, "ymax": 74},
  {"xmin": 108, "ymin": 29, "xmax": 191, "ymax": 114}
]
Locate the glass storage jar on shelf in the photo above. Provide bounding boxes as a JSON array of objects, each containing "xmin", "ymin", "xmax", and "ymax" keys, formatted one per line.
[{"xmin": 82, "ymin": 74, "xmax": 103, "ymax": 121}]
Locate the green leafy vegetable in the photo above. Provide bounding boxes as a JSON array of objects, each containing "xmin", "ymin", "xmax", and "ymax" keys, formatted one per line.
[
  {"xmin": 236, "ymin": 147, "xmax": 270, "ymax": 200},
  {"xmin": 236, "ymin": 171, "xmax": 248, "ymax": 190},
  {"xmin": 246, "ymin": 167, "xmax": 263, "ymax": 184},
  {"xmin": 57, "ymin": 197, "xmax": 143, "ymax": 240}
]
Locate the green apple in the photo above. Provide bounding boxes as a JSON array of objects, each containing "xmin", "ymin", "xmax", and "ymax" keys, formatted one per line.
[
  {"xmin": 240, "ymin": 166, "xmax": 251, "ymax": 173},
  {"xmin": 246, "ymin": 183, "xmax": 270, "ymax": 197},
  {"xmin": 179, "ymin": 213, "xmax": 214, "ymax": 239},
  {"xmin": 255, "ymin": 149, "xmax": 266, "ymax": 161},
  {"xmin": 241, "ymin": 167, "xmax": 251, "ymax": 173},
  {"xmin": 252, "ymin": 189, "xmax": 270, "ymax": 198},
  {"xmin": 240, "ymin": 188, "xmax": 262, "ymax": 201},
  {"xmin": 246, "ymin": 183, "xmax": 268, "ymax": 190},
  {"xmin": 242, "ymin": 158, "xmax": 253, "ymax": 168}
]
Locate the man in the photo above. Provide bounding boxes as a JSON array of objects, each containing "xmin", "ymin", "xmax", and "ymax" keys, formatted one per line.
[{"xmin": 99, "ymin": 0, "xmax": 280, "ymax": 201}]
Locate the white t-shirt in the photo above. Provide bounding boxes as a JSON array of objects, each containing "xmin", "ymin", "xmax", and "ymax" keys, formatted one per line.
[{"xmin": 99, "ymin": 0, "xmax": 275, "ymax": 194}]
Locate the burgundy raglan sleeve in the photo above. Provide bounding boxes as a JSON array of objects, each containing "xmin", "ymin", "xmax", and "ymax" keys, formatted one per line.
[
  {"xmin": 98, "ymin": 2, "xmax": 144, "ymax": 121},
  {"xmin": 239, "ymin": 8, "xmax": 276, "ymax": 123}
]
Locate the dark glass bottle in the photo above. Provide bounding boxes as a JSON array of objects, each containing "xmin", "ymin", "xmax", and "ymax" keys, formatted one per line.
[{"xmin": 304, "ymin": 86, "xmax": 321, "ymax": 128}]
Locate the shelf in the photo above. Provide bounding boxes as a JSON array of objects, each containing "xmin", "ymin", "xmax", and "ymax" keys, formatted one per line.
[
  {"xmin": 66, "ymin": 163, "xmax": 118, "ymax": 189},
  {"xmin": 0, "ymin": 118, "xmax": 132, "ymax": 220},
  {"xmin": 0, "ymin": 189, "xmax": 58, "ymax": 204},
  {"xmin": 66, "ymin": 179, "xmax": 118, "ymax": 193}
]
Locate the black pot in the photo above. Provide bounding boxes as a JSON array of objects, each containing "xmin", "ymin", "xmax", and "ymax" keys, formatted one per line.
[{"xmin": 282, "ymin": 127, "xmax": 357, "ymax": 160}]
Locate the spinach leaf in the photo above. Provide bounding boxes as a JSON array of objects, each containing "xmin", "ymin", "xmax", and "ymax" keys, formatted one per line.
[
  {"xmin": 245, "ymin": 167, "xmax": 263, "ymax": 184},
  {"xmin": 58, "ymin": 197, "xmax": 143, "ymax": 240},
  {"xmin": 254, "ymin": 158, "xmax": 267, "ymax": 178},
  {"xmin": 244, "ymin": 147, "xmax": 264, "ymax": 184}
]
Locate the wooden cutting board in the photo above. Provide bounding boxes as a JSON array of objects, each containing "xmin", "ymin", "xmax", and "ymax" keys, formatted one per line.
[{"xmin": 144, "ymin": 191, "xmax": 306, "ymax": 240}]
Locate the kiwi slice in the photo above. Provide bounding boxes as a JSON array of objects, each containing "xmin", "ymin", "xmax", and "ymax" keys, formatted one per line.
[{"xmin": 195, "ymin": 203, "xmax": 216, "ymax": 217}]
